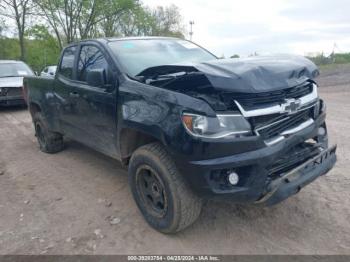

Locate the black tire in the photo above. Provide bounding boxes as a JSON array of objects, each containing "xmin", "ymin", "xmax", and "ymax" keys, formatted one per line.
[
  {"xmin": 128, "ymin": 142, "xmax": 202, "ymax": 233},
  {"xmin": 33, "ymin": 112, "xmax": 64, "ymax": 154}
]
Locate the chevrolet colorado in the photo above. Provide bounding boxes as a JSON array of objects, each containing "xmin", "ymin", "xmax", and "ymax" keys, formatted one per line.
[{"xmin": 24, "ymin": 37, "xmax": 337, "ymax": 233}]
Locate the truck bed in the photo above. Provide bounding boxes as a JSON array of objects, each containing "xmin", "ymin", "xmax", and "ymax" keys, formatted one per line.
[{"xmin": 23, "ymin": 76, "xmax": 55, "ymax": 105}]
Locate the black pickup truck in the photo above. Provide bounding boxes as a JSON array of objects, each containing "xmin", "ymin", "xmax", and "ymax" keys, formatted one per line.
[{"xmin": 24, "ymin": 37, "xmax": 337, "ymax": 233}]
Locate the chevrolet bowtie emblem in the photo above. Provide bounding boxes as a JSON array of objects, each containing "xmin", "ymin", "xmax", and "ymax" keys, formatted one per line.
[{"xmin": 281, "ymin": 98, "xmax": 301, "ymax": 114}]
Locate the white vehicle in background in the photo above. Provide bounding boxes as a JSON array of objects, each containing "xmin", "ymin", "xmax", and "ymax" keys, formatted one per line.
[
  {"xmin": 40, "ymin": 66, "xmax": 57, "ymax": 78},
  {"xmin": 0, "ymin": 60, "xmax": 34, "ymax": 106}
]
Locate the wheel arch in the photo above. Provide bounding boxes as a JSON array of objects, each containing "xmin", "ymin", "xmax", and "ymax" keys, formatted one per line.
[
  {"xmin": 29, "ymin": 102, "xmax": 42, "ymax": 117},
  {"xmin": 119, "ymin": 127, "xmax": 166, "ymax": 165}
]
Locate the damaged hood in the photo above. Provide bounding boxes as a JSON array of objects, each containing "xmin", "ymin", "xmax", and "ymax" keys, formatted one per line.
[{"xmin": 139, "ymin": 55, "xmax": 319, "ymax": 93}]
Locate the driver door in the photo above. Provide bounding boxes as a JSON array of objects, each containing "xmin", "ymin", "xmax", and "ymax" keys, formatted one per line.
[
  {"xmin": 54, "ymin": 43, "xmax": 118, "ymax": 157},
  {"xmin": 71, "ymin": 44, "xmax": 118, "ymax": 156}
]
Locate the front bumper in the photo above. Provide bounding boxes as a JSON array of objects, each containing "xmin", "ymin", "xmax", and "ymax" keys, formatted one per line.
[
  {"xmin": 0, "ymin": 96, "xmax": 26, "ymax": 106},
  {"xmin": 256, "ymin": 145, "xmax": 336, "ymax": 206},
  {"xmin": 173, "ymin": 111, "xmax": 337, "ymax": 205}
]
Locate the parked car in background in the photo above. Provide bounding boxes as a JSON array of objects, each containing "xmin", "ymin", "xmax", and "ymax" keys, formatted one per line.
[
  {"xmin": 40, "ymin": 66, "xmax": 57, "ymax": 78},
  {"xmin": 0, "ymin": 60, "xmax": 34, "ymax": 106}
]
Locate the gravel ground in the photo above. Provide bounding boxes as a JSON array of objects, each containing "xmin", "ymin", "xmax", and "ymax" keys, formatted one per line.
[
  {"xmin": 0, "ymin": 66, "xmax": 349, "ymax": 255},
  {"xmin": 318, "ymin": 64, "xmax": 350, "ymax": 87}
]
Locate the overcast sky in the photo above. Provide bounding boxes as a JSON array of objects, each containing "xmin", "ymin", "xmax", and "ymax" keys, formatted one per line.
[{"xmin": 144, "ymin": 0, "xmax": 350, "ymax": 57}]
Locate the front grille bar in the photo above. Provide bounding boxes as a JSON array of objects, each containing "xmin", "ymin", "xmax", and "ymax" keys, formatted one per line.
[
  {"xmin": 263, "ymin": 119, "xmax": 314, "ymax": 146},
  {"xmin": 235, "ymin": 84, "xmax": 318, "ymax": 117}
]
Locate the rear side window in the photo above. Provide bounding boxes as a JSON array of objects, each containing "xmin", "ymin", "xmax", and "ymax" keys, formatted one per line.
[
  {"xmin": 77, "ymin": 45, "xmax": 108, "ymax": 83},
  {"xmin": 59, "ymin": 46, "xmax": 76, "ymax": 79}
]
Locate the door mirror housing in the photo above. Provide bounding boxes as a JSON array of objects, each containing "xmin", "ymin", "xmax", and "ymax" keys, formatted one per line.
[{"xmin": 86, "ymin": 68, "xmax": 105, "ymax": 87}]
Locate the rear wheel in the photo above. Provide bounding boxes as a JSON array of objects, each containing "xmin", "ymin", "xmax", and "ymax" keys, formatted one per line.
[
  {"xmin": 33, "ymin": 112, "xmax": 64, "ymax": 154},
  {"xmin": 128, "ymin": 142, "xmax": 202, "ymax": 233}
]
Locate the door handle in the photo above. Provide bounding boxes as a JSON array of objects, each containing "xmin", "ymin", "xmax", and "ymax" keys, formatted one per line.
[{"xmin": 69, "ymin": 92, "xmax": 80, "ymax": 98}]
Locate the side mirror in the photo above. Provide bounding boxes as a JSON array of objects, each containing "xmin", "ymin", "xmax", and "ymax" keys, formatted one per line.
[
  {"xmin": 49, "ymin": 72, "xmax": 54, "ymax": 76},
  {"xmin": 86, "ymin": 68, "xmax": 105, "ymax": 87}
]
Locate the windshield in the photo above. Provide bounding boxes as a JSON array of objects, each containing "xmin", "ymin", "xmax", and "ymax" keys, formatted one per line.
[
  {"xmin": 0, "ymin": 62, "xmax": 34, "ymax": 78},
  {"xmin": 108, "ymin": 39, "xmax": 217, "ymax": 76}
]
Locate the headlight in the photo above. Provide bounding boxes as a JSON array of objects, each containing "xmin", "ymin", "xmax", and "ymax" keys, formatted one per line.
[{"xmin": 182, "ymin": 113, "xmax": 251, "ymax": 139}]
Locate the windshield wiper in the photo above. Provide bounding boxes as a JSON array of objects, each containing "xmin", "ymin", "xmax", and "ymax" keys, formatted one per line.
[
  {"xmin": 128, "ymin": 72, "xmax": 186, "ymax": 84},
  {"xmin": 148, "ymin": 71, "xmax": 187, "ymax": 81},
  {"xmin": 126, "ymin": 74, "xmax": 146, "ymax": 83}
]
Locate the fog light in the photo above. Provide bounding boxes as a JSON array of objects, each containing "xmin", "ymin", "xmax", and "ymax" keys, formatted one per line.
[
  {"xmin": 318, "ymin": 127, "xmax": 326, "ymax": 136},
  {"xmin": 228, "ymin": 172, "xmax": 239, "ymax": 185}
]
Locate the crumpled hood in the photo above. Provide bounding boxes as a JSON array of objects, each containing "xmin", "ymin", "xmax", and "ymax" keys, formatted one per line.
[
  {"xmin": 0, "ymin": 77, "xmax": 23, "ymax": 88},
  {"xmin": 195, "ymin": 55, "xmax": 318, "ymax": 93},
  {"xmin": 139, "ymin": 55, "xmax": 319, "ymax": 93}
]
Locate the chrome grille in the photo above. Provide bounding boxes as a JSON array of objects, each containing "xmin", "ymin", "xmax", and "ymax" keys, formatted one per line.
[
  {"xmin": 221, "ymin": 82, "xmax": 313, "ymax": 109},
  {"xmin": 255, "ymin": 108, "xmax": 313, "ymax": 140}
]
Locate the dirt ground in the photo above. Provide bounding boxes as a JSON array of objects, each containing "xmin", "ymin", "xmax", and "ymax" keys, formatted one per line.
[{"xmin": 0, "ymin": 65, "xmax": 350, "ymax": 255}]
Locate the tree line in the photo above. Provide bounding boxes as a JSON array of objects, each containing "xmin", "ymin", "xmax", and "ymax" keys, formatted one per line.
[
  {"xmin": 307, "ymin": 52, "xmax": 350, "ymax": 66},
  {"xmin": 0, "ymin": 0, "xmax": 185, "ymax": 71}
]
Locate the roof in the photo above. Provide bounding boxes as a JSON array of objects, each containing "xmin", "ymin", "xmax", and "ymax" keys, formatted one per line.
[
  {"xmin": 64, "ymin": 36, "xmax": 188, "ymax": 49},
  {"xmin": 105, "ymin": 36, "xmax": 178, "ymax": 42},
  {"xmin": 79, "ymin": 36, "xmax": 180, "ymax": 44}
]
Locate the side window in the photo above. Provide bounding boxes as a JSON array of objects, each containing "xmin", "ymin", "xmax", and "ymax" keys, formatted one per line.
[
  {"xmin": 59, "ymin": 46, "xmax": 76, "ymax": 79},
  {"xmin": 43, "ymin": 67, "xmax": 48, "ymax": 73},
  {"xmin": 78, "ymin": 45, "xmax": 109, "ymax": 84}
]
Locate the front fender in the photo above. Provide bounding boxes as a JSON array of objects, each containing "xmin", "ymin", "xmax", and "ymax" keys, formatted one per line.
[{"xmin": 117, "ymin": 80, "xmax": 216, "ymax": 153}]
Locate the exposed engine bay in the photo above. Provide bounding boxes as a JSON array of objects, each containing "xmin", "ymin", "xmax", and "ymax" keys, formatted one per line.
[{"xmin": 135, "ymin": 55, "xmax": 320, "ymax": 111}]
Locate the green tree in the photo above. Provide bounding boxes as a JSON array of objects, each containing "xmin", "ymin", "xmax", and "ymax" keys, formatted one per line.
[
  {"xmin": 0, "ymin": 0, "xmax": 186, "ymax": 68},
  {"xmin": 116, "ymin": 4, "xmax": 154, "ymax": 36},
  {"xmin": 98, "ymin": 0, "xmax": 137, "ymax": 37},
  {"xmin": 78, "ymin": 0, "xmax": 136, "ymax": 39},
  {"xmin": 0, "ymin": 0, "xmax": 33, "ymax": 61},
  {"xmin": 115, "ymin": 3, "xmax": 185, "ymax": 38},
  {"xmin": 25, "ymin": 25, "xmax": 60, "ymax": 71},
  {"xmin": 35, "ymin": 0, "xmax": 137, "ymax": 47},
  {"xmin": 150, "ymin": 4, "xmax": 184, "ymax": 38},
  {"xmin": 34, "ymin": 0, "xmax": 83, "ymax": 47},
  {"xmin": 0, "ymin": 17, "xmax": 6, "ymax": 36},
  {"xmin": 0, "ymin": 38, "xmax": 20, "ymax": 60}
]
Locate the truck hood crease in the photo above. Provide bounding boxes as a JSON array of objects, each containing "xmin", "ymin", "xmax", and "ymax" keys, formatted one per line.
[{"xmin": 138, "ymin": 55, "xmax": 319, "ymax": 93}]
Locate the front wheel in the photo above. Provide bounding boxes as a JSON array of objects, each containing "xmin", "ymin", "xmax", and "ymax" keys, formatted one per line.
[{"xmin": 128, "ymin": 142, "xmax": 202, "ymax": 233}]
